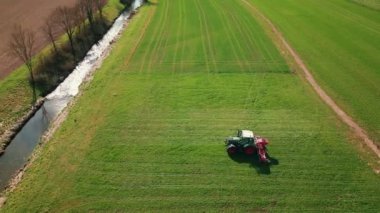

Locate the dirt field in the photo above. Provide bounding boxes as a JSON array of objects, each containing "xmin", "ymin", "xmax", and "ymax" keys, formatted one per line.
[{"xmin": 0, "ymin": 0, "xmax": 77, "ymax": 79}]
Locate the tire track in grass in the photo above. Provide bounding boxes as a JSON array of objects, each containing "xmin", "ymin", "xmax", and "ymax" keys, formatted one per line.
[
  {"xmin": 137, "ymin": 4, "xmax": 163, "ymax": 73},
  {"xmin": 242, "ymin": 0, "xmax": 380, "ymax": 158},
  {"xmin": 323, "ymin": 0, "xmax": 380, "ymax": 35},
  {"xmin": 224, "ymin": 2, "xmax": 263, "ymax": 72},
  {"xmin": 220, "ymin": 1, "xmax": 271, "ymax": 109},
  {"xmin": 196, "ymin": 0, "xmax": 226, "ymax": 94},
  {"xmin": 171, "ymin": 0, "xmax": 184, "ymax": 73},
  {"xmin": 209, "ymin": 0, "xmax": 245, "ymax": 72},
  {"xmin": 148, "ymin": 0, "xmax": 170, "ymax": 71},
  {"xmin": 138, "ymin": 0, "xmax": 168, "ymax": 73},
  {"xmin": 235, "ymin": 9, "xmax": 279, "ymax": 72},
  {"xmin": 125, "ymin": 5, "xmax": 157, "ymax": 70},
  {"xmin": 230, "ymin": 13, "xmax": 265, "ymax": 72},
  {"xmin": 222, "ymin": 3, "xmax": 266, "ymax": 108},
  {"xmin": 202, "ymin": 1, "xmax": 255, "ymax": 109},
  {"xmin": 156, "ymin": 4, "xmax": 172, "ymax": 68},
  {"xmin": 225, "ymin": 7, "xmax": 260, "ymax": 72},
  {"xmin": 228, "ymin": 5, "xmax": 278, "ymax": 74},
  {"xmin": 179, "ymin": 0, "xmax": 187, "ymax": 73},
  {"xmin": 148, "ymin": 0, "xmax": 170, "ymax": 73},
  {"xmin": 197, "ymin": 0, "xmax": 218, "ymax": 73},
  {"xmin": 193, "ymin": 0, "xmax": 211, "ymax": 74},
  {"xmin": 237, "ymin": 11, "xmax": 285, "ymax": 73}
]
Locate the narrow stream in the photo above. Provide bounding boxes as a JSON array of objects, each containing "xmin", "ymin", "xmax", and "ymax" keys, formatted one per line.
[{"xmin": 0, "ymin": 0, "xmax": 144, "ymax": 191}]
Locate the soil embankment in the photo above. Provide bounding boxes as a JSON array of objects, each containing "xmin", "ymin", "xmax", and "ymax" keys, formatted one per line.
[{"xmin": 0, "ymin": 0, "xmax": 76, "ymax": 79}]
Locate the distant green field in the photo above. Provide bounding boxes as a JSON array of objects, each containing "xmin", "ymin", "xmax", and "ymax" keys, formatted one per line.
[
  {"xmin": 250, "ymin": 0, "xmax": 380, "ymax": 144},
  {"xmin": 3, "ymin": 0, "xmax": 380, "ymax": 211}
]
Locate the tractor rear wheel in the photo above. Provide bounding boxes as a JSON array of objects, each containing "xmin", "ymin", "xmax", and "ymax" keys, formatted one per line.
[{"xmin": 243, "ymin": 145, "xmax": 255, "ymax": 155}]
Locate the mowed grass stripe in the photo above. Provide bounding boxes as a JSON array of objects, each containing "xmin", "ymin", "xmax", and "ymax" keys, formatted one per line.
[
  {"xmin": 136, "ymin": 0, "xmax": 168, "ymax": 73},
  {"xmin": 3, "ymin": 0, "xmax": 380, "ymax": 212},
  {"xmin": 208, "ymin": 0, "xmax": 245, "ymax": 71},
  {"xmin": 171, "ymin": 0, "xmax": 184, "ymax": 72},
  {"xmin": 147, "ymin": 0, "xmax": 170, "ymax": 72}
]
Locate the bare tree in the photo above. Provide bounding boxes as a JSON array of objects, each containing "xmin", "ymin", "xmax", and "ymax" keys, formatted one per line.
[
  {"xmin": 41, "ymin": 12, "xmax": 60, "ymax": 54},
  {"xmin": 56, "ymin": 6, "xmax": 77, "ymax": 59},
  {"xmin": 8, "ymin": 25, "xmax": 37, "ymax": 103},
  {"xmin": 94, "ymin": 0, "xmax": 107, "ymax": 20},
  {"xmin": 79, "ymin": 0, "xmax": 96, "ymax": 33},
  {"xmin": 74, "ymin": 1, "xmax": 87, "ymax": 34}
]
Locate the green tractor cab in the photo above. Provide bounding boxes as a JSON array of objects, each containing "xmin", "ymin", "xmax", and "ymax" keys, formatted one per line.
[{"xmin": 225, "ymin": 130, "xmax": 255, "ymax": 155}]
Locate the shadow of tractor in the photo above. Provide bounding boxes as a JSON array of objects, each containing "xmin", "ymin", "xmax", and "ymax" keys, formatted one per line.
[{"xmin": 229, "ymin": 153, "xmax": 279, "ymax": 175}]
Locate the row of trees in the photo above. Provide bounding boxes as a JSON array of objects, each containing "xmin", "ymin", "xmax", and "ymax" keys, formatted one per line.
[{"xmin": 8, "ymin": 0, "xmax": 134, "ymax": 104}]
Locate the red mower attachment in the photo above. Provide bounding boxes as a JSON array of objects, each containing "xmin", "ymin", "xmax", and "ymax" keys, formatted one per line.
[{"xmin": 255, "ymin": 137, "xmax": 270, "ymax": 164}]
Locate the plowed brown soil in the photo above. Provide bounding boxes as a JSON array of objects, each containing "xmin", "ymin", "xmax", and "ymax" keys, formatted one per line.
[{"xmin": 0, "ymin": 0, "xmax": 76, "ymax": 79}]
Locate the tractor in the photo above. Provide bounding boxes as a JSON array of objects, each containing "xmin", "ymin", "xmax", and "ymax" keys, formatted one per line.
[{"xmin": 225, "ymin": 130, "xmax": 270, "ymax": 163}]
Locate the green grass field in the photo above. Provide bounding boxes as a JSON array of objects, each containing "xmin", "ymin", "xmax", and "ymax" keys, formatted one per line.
[
  {"xmin": 352, "ymin": 0, "xmax": 380, "ymax": 10},
  {"xmin": 250, "ymin": 0, "xmax": 380, "ymax": 144},
  {"xmin": 2, "ymin": 0, "xmax": 380, "ymax": 211}
]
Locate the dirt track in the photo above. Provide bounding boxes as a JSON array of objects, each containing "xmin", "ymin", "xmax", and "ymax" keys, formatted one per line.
[
  {"xmin": 0, "ymin": 0, "xmax": 76, "ymax": 79},
  {"xmin": 242, "ymin": 0, "xmax": 380, "ymax": 158}
]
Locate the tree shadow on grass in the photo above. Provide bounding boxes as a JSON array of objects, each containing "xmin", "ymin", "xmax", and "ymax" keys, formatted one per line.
[{"xmin": 229, "ymin": 153, "xmax": 279, "ymax": 175}]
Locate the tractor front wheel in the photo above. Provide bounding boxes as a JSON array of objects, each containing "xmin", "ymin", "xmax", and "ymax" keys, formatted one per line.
[{"xmin": 226, "ymin": 144, "xmax": 237, "ymax": 155}]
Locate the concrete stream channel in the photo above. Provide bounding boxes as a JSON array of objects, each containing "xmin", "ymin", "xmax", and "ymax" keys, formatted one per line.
[{"xmin": 0, "ymin": 0, "xmax": 144, "ymax": 193}]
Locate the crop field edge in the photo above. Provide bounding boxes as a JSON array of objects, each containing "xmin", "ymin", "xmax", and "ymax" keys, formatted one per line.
[
  {"xmin": 239, "ymin": 0, "xmax": 380, "ymax": 162},
  {"xmin": 248, "ymin": 0, "xmax": 380, "ymax": 147}
]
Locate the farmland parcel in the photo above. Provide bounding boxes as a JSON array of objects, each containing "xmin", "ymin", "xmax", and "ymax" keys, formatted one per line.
[
  {"xmin": 2, "ymin": 0, "xmax": 380, "ymax": 211},
  {"xmin": 250, "ymin": 0, "xmax": 380, "ymax": 144}
]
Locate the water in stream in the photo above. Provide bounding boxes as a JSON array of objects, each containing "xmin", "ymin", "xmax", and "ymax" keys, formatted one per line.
[{"xmin": 0, "ymin": 0, "xmax": 144, "ymax": 191}]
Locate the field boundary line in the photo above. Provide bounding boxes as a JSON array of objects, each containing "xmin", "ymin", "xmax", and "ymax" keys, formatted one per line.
[
  {"xmin": 147, "ymin": 0, "xmax": 169, "ymax": 73},
  {"xmin": 156, "ymin": 1, "xmax": 171, "ymax": 66},
  {"xmin": 209, "ymin": 0, "xmax": 244, "ymax": 71},
  {"xmin": 324, "ymin": 0, "xmax": 380, "ymax": 35},
  {"xmin": 197, "ymin": 0, "xmax": 218, "ymax": 72},
  {"xmin": 137, "ymin": 0, "xmax": 163, "ymax": 73},
  {"xmin": 172, "ymin": 0, "xmax": 184, "ymax": 73},
  {"xmin": 179, "ymin": 0, "xmax": 187, "ymax": 73},
  {"xmin": 241, "ymin": 0, "xmax": 380, "ymax": 158},
  {"xmin": 125, "ymin": 3, "xmax": 156, "ymax": 69},
  {"xmin": 194, "ymin": 0, "xmax": 211, "ymax": 74}
]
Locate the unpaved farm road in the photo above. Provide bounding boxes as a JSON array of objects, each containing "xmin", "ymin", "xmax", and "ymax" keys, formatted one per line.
[
  {"xmin": 0, "ymin": 0, "xmax": 76, "ymax": 79},
  {"xmin": 242, "ymin": 0, "xmax": 380, "ymax": 158}
]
